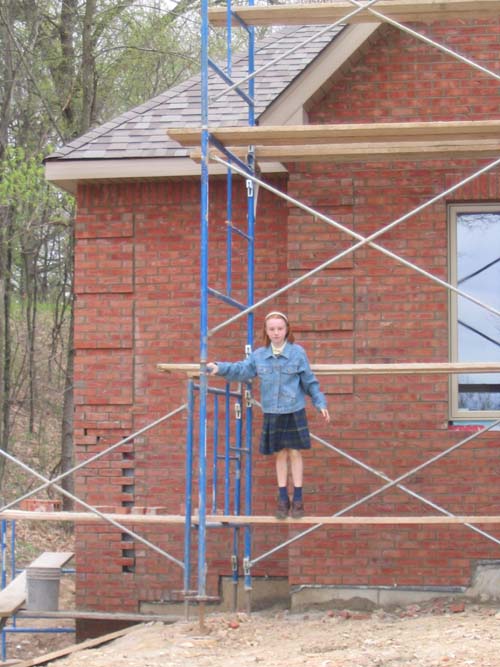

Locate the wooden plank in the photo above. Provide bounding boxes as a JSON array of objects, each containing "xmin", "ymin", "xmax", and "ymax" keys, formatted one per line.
[
  {"xmin": 191, "ymin": 138, "xmax": 500, "ymax": 163},
  {"xmin": 157, "ymin": 362, "xmax": 500, "ymax": 376},
  {"xmin": 0, "ymin": 572, "xmax": 26, "ymax": 618},
  {"xmin": 15, "ymin": 609, "xmax": 180, "ymax": 623},
  {"xmin": 167, "ymin": 120, "xmax": 500, "ymax": 147},
  {"xmin": 0, "ymin": 553, "xmax": 74, "ymax": 618},
  {"xmin": 2, "ymin": 509, "xmax": 500, "ymax": 526},
  {"xmin": 198, "ymin": 515, "xmax": 500, "ymax": 525},
  {"xmin": 13, "ymin": 624, "xmax": 140, "ymax": 667},
  {"xmin": 209, "ymin": 0, "xmax": 500, "ymax": 27},
  {"xmin": 29, "ymin": 552, "xmax": 73, "ymax": 569},
  {"xmin": 0, "ymin": 509, "xmax": 186, "ymax": 524}
]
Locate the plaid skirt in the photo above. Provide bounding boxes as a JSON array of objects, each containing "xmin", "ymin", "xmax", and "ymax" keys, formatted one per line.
[{"xmin": 259, "ymin": 408, "xmax": 311, "ymax": 455}]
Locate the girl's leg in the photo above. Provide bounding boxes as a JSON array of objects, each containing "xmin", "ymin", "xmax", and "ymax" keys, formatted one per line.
[
  {"xmin": 275, "ymin": 450, "xmax": 290, "ymax": 518},
  {"xmin": 289, "ymin": 449, "xmax": 303, "ymax": 488},
  {"xmin": 275, "ymin": 449, "xmax": 289, "ymax": 487},
  {"xmin": 289, "ymin": 449, "xmax": 305, "ymax": 518}
]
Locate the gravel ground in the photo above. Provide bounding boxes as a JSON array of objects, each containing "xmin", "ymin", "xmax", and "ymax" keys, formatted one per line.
[{"xmin": 40, "ymin": 598, "xmax": 500, "ymax": 667}]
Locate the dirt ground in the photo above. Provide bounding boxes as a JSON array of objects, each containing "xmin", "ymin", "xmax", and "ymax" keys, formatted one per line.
[{"xmin": 14, "ymin": 597, "xmax": 500, "ymax": 667}]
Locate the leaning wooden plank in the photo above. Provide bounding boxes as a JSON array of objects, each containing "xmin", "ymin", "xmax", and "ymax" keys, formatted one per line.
[
  {"xmin": 167, "ymin": 120, "xmax": 500, "ymax": 147},
  {"xmin": 0, "ymin": 572, "xmax": 27, "ymax": 618},
  {"xmin": 209, "ymin": 0, "xmax": 500, "ymax": 27},
  {"xmin": 157, "ymin": 362, "xmax": 500, "ymax": 376},
  {"xmin": 29, "ymin": 552, "xmax": 73, "ymax": 569},
  {"xmin": 14, "ymin": 624, "xmax": 140, "ymax": 667},
  {"xmin": 194, "ymin": 138, "xmax": 500, "ymax": 163}
]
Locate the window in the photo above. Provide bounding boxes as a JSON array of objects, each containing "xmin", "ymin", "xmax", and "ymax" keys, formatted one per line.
[{"xmin": 449, "ymin": 204, "xmax": 500, "ymax": 419}]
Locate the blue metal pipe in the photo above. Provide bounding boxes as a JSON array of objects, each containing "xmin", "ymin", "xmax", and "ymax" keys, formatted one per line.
[
  {"xmin": 10, "ymin": 522, "xmax": 15, "ymax": 582},
  {"xmin": 183, "ymin": 379, "xmax": 195, "ymax": 595},
  {"xmin": 235, "ymin": 401, "xmax": 243, "ymax": 516},
  {"xmin": 198, "ymin": 0, "xmax": 211, "ymax": 600},
  {"xmin": 207, "ymin": 287, "xmax": 247, "ymax": 311},
  {"xmin": 212, "ymin": 397, "xmax": 219, "ymax": 514},
  {"xmin": 209, "ymin": 135, "xmax": 251, "ymax": 176},
  {"xmin": 208, "ymin": 59, "xmax": 254, "ymax": 106},
  {"xmin": 224, "ymin": 387, "xmax": 231, "ymax": 514},
  {"xmin": 1, "ymin": 521, "xmax": 6, "ymax": 590},
  {"xmin": 244, "ymin": 0, "xmax": 256, "ymax": 593},
  {"xmin": 3, "ymin": 627, "xmax": 75, "ymax": 635},
  {"xmin": 201, "ymin": 384, "xmax": 242, "ymax": 399}
]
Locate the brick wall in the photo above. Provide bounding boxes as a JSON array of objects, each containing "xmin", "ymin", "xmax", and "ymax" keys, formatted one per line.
[
  {"xmin": 285, "ymin": 19, "xmax": 500, "ymax": 588},
  {"xmin": 73, "ymin": 17, "xmax": 500, "ymax": 615}
]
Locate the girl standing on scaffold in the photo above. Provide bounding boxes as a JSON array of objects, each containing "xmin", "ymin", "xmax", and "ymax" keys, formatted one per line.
[{"xmin": 207, "ymin": 311, "xmax": 330, "ymax": 519}]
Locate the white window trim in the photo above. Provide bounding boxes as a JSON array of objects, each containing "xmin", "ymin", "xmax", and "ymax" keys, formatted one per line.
[{"xmin": 448, "ymin": 203, "xmax": 500, "ymax": 420}]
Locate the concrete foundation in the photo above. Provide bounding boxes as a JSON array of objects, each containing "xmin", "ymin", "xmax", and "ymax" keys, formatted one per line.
[
  {"xmin": 140, "ymin": 560, "xmax": 500, "ymax": 618},
  {"xmin": 466, "ymin": 560, "xmax": 500, "ymax": 601},
  {"xmin": 290, "ymin": 585, "xmax": 466, "ymax": 612}
]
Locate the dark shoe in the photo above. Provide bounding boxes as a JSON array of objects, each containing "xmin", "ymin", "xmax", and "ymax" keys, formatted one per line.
[
  {"xmin": 291, "ymin": 500, "xmax": 304, "ymax": 519},
  {"xmin": 275, "ymin": 497, "xmax": 290, "ymax": 520}
]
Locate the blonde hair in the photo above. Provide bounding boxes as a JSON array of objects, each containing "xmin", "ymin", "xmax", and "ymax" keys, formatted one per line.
[{"xmin": 262, "ymin": 311, "xmax": 295, "ymax": 345}]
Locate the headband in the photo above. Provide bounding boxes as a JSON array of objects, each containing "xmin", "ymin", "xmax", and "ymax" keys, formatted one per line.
[{"xmin": 265, "ymin": 311, "xmax": 288, "ymax": 323}]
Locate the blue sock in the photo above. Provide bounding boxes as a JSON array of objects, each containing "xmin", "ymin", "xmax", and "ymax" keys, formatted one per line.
[
  {"xmin": 293, "ymin": 486, "xmax": 303, "ymax": 502},
  {"xmin": 279, "ymin": 487, "xmax": 289, "ymax": 502}
]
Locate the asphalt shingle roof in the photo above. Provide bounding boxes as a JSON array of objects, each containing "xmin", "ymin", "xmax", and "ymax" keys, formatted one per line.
[{"xmin": 46, "ymin": 24, "xmax": 344, "ymax": 161}]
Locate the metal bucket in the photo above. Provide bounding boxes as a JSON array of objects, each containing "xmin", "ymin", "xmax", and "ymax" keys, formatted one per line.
[{"xmin": 26, "ymin": 566, "xmax": 61, "ymax": 611}]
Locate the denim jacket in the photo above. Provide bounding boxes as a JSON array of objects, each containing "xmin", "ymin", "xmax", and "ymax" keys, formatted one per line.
[{"xmin": 216, "ymin": 342, "xmax": 327, "ymax": 415}]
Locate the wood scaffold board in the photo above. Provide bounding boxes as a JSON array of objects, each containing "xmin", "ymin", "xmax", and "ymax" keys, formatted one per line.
[
  {"xmin": 199, "ymin": 140, "xmax": 500, "ymax": 164},
  {"xmin": 157, "ymin": 361, "xmax": 500, "ymax": 377},
  {"xmin": 2, "ymin": 509, "xmax": 500, "ymax": 526},
  {"xmin": 167, "ymin": 120, "xmax": 500, "ymax": 148},
  {"xmin": 167, "ymin": 121, "xmax": 500, "ymax": 163},
  {"xmin": 208, "ymin": 0, "xmax": 500, "ymax": 27}
]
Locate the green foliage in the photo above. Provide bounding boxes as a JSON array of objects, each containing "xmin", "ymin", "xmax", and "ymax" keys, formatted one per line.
[{"xmin": 0, "ymin": 146, "xmax": 72, "ymax": 221}]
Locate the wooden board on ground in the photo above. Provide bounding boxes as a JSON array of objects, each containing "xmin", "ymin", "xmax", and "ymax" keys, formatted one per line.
[{"xmin": 12, "ymin": 624, "xmax": 140, "ymax": 667}]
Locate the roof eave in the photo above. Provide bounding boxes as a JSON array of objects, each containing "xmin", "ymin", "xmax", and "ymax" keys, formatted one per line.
[
  {"xmin": 45, "ymin": 23, "xmax": 381, "ymax": 195},
  {"xmin": 44, "ymin": 157, "xmax": 288, "ymax": 195}
]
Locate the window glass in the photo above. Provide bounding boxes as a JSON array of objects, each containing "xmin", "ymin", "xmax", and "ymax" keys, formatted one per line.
[{"xmin": 455, "ymin": 210, "xmax": 500, "ymax": 413}]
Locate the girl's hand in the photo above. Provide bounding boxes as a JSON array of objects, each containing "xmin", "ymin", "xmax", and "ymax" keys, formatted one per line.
[
  {"xmin": 320, "ymin": 408, "xmax": 330, "ymax": 423},
  {"xmin": 206, "ymin": 362, "xmax": 219, "ymax": 375}
]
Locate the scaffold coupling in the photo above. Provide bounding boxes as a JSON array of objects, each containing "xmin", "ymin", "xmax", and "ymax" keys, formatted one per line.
[
  {"xmin": 243, "ymin": 556, "xmax": 251, "ymax": 578},
  {"xmin": 245, "ymin": 389, "xmax": 253, "ymax": 408}
]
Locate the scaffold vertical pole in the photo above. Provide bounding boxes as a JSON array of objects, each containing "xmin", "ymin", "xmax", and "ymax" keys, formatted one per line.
[
  {"xmin": 183, "ymin": 379, "xmax": 195, "ymax": 617},
  {"xmin": 198, "ymin": 0, "xmax": 210, "ymax": 626},
  {"xmin": 244, "ymin": 0, "xmax": 256, "ymax": 609}
]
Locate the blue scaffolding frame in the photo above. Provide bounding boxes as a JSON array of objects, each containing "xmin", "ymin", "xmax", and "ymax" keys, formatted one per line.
[
  {"xmin": 184, "ymin": 0, "xmax": 500, "ymax": 615},
  {"xmin": 186, "ymin": 0, "xmax": 256, "ymax": 609}
]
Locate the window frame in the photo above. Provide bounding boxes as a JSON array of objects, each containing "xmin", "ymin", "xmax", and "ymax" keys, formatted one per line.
[{"xmin": 448, "ymin": 203, "xmax": 500, "ymax": 420}]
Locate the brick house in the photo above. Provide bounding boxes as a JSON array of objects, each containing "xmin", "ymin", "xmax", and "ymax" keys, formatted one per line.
[{"xmin": 45, "ymin": 15, "xmax": 500, "ymax": 636}]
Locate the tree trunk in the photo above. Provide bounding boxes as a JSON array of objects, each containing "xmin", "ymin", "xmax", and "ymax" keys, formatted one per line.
[{"xmin": 0, "ymin": 206, "xmax": 13, "ymax": 483}]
